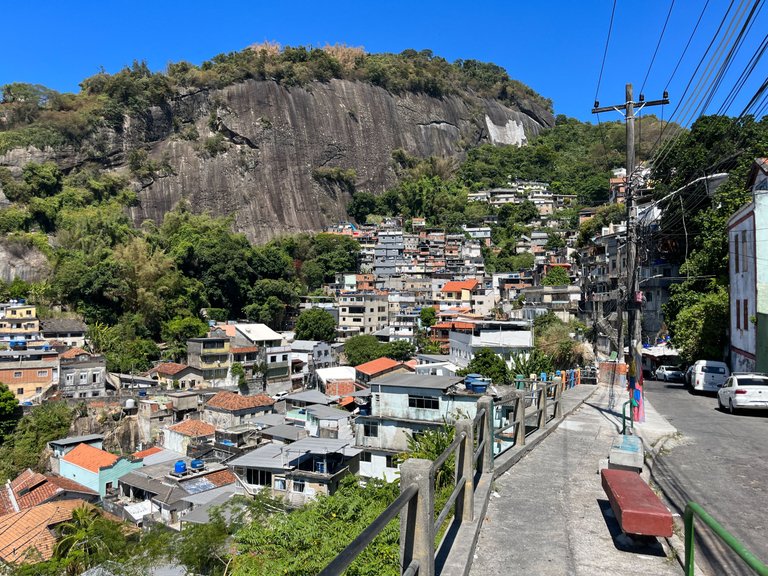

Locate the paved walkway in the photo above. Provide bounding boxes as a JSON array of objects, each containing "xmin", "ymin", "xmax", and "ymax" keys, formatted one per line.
[{"xmin": 469, "ymin": 383, "xmax": 680, "ymax": 576}]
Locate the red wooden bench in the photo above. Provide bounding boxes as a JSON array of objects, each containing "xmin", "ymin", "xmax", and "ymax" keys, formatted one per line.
[{"xmin": 601, "ymin": 468, "xmax": 673, "ymax": 537}]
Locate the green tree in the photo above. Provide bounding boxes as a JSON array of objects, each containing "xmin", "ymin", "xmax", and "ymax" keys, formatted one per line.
[
  {"xmin": 383, "ymin": 340, "xmax": 415, "ymax": 361},
  {"xmin": 176, "ymin": 512, "xmax": 231, "ymax": 576},
  {"xmin": 541, "ymin": 266, "xmax": 570, "ymax": 286},
  {"xmin": 670, "ymin": 286, "xmax": 729, "ymax": 364},
  {"xmin": 0, "ymin": 402, "xmax": 72, "ymax": 481},
  {"xmin": 344, "ymin": 335, "xmax": 385, "ymax": 366},
  {"xmin": 420, "ymin": 306, "xmax": 437, "ymax": 328},
  {"xmin": 294, "ymin": 308, "xmax": 337, "ymax": 342},
  {"xmin": 54, "ymin": 506, "xmax": 114, "ymax": 575},
  {"xmin": 161, "ymin": 316, "xmax": 208, "ymax": 361},
  {"xmin": 457, "ymin": 348, "xmax": 508, "ymax": 385},
  {"xmin": 0, "ymin": 383, "xmax": 20, "ymax": 442}
]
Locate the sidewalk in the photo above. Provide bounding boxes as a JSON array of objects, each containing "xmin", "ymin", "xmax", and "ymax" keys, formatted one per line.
[{"xmin": 469, "ymin": 383, "xmax": 680, "ymax": 576}]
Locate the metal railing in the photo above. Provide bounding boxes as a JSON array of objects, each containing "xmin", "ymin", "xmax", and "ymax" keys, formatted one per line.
[
  {"xmin": 320, "ymin": 379, "xmax": 573, "ymax": 576},
  {"xmin": 684, "ymin": 501, "xmax": 768, "ymax": 576},
  {"xmin": 320, "ymin": 397, "xmax": 494, "ymax": 576}
]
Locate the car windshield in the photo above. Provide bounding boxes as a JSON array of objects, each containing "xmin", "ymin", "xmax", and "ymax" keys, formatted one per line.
[
  {"xmin": 736, "ymin": 377, "xmax": 768, "ymax": 386},
  {"xmin": 702, "ymin": 366, "xmax": 726, "ymax": 374}
]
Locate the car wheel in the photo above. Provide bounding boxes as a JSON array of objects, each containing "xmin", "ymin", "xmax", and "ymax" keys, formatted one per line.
[
  {"xmin": 717, "ymin": 395, "xmax": 724, "ymax": 411},
  {"xmin": 729, "ymin": 399, "xmax": 736, "ymax": 415}
]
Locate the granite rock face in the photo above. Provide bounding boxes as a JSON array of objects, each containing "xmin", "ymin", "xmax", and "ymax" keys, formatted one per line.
[{"xmin": 1, "ymin": 79, "xmax": 553, "ymax": 243}]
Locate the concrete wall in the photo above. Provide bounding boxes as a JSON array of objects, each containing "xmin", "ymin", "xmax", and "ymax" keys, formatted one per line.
[
  {"xmin": 60, "ymin": 458, "xmax": 143, "ymax": 497},
  {"xmin": 729, "ymin": 206, "xmax": 757, "ymax": 370}
]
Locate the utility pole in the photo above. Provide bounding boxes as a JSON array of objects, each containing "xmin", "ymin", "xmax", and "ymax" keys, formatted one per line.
[{"xmin": 592, "ymin": 84, "xmax": 669, "ymax": 425}]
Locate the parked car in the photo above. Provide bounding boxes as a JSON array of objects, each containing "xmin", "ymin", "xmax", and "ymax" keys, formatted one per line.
[
  {"xmin": 654, "ymin": 365, "xmax": 685, "ymax": 382},
  {"xmin": 717, "ymin": 373, "xmax": 768, "ymax": 413},
  {"xmin": 684, "ymin": 365, "xmax": 694, "ymax": 386},
  {"xmin": 689, "ymin": 360, "xmax": 729, "ymax": 392}
]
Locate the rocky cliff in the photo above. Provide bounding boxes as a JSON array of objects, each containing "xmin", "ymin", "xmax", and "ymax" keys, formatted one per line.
[{"xmin": 1, "ymin": 78, "xmax": 553, "ymax": 243}]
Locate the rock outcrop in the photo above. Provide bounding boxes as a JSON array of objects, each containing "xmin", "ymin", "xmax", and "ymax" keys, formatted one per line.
[{"xmin": 1, "ymin": 79, "xmax": 554, "ymax": 243}]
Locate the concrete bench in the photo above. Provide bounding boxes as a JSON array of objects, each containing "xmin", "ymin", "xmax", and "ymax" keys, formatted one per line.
[{"xmin": 601, "ymin": 468, "xmax": 673, "ymax": 537}]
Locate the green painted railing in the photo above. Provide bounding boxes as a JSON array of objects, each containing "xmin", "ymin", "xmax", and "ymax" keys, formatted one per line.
[{"xmin": 684, "ymin": 501, "xmax": 768, "ymax": 575}]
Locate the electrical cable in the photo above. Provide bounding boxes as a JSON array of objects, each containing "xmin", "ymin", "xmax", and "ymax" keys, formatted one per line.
[
  {"xmin": 595, "ymin": 0, "xmax": 618, "ymax": 103},
  {"xmin": 664, "ymin": 0, "xmax": 713, "ymax": 91},
  {"xmin": 641, "ymin": 0, "xmax": 676, "ymax": 95}
]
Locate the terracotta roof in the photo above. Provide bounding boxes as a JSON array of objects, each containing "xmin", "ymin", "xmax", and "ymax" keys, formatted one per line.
[
  {"xmin": 151, "ymin": 362, "xmax": 189, "ymax": 376},
  {"xmin": 201, "ymin": 468, "xmax": 237, "ymax": 487},
  {"xmin": 132, "ymin": 446, "xmax": 163, "ymax": 459},
  {"xmin": 441, "ymin": 279, "xmax": 479, "ymax": 293},
  {"xmin": 61, "ymin": 443, "xmax": 118, "ymax": 473},
  {"xmin": 215, "ymin": 324, "xmax": 237, "ymax": 337},
  {"xmin": 44, "ymin": 476, "xmax": 97, "ymax": 496},
  {"xmin": 59, "ymin": 347, "xmax": 89, "ymax": 359},
  {"xmin": 355, "ymin": 357, "xmax": 402, "ymax": 376},
  {"xmin": 404, "ymin": 359, "xmax": 418, "ymax": 370},
  {"xmin": 231, "ymin": 346, "xmax": 260, "ymax": 354},
  {"xmin": 0, "ymin": 499, "xmax": 89, "ymax": 563},
  {"xmin": 432, "ymin": 321, "xmax": 475, "ymax": 331},
  {"xmin": 167, "ymin": 419, "xmax": 215, "ymax": 437},
  {"xmin": 205, "ymin": 391, "xmax": 274, "ymax": 412}
]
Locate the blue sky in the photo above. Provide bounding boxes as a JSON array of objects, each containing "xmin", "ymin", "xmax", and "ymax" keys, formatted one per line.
[{"xmin": 2, "ymin": 0, "xmax": 765, "ymax": 122}]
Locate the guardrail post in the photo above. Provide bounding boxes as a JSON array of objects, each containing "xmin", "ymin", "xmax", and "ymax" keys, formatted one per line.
[
  {"xmin": 400, "ymin": 459, "xmax": 435, "ymax": 576},
  {"xmin": 514, "ymin": 391, "xmax": 525, "ymax": 446},
  {"xmin": 477, "ymin": 396, "xmax": 494, "ymax": 473},
  {"xmin": 536, "ymin": 383, "xmax": 547, "ymax": 430},
  {"xmin": 684, "ymin": 504, "xmax": 695, "ymax": 576},
  {"xmin": 554, "ymin": 378, "xmax": 563, "ymax": 419},
  {"xmin": 454, "ymin": 420, "xmax": 474, "ymax": 524}
]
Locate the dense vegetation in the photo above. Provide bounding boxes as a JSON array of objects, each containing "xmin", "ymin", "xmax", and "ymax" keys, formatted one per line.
[
  {"xmin": 0, "ymin": 46, "xmax": 552, "ymax": 155},
  {"xmin": 652, "ymin": 115, "xmax": 768, "ymax": 362},
  {"xmin": 0, "ymin": 160, "xmax": 359, "ymax": 370}
]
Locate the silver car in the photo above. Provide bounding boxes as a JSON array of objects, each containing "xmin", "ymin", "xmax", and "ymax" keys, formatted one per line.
[
  {"xmin": 718, "ymin": 373, "xmax": 768, "ymax": 413},
  {"xmin": 655, "ymin": 365, "xmax": 684, "ymax": 382}
]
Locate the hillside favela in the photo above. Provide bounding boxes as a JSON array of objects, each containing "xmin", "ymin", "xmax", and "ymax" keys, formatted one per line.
[{"xmin": 0, "ymin": 2, "xmax": 766, "ymax": 575}]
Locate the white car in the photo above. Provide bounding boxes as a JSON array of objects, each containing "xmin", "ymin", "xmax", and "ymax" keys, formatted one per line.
[{"xmin": 717, "ymin": 373, "xmax": 768, "ymax": 413}]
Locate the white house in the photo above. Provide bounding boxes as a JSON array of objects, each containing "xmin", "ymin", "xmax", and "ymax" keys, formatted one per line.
[
  {"xmin": 728, "ymin": 158, "xmax": 768, "ymax": 373},
  {"xmin": 356, "ymin": 374, "xmax": 484, "ymax": 482}
]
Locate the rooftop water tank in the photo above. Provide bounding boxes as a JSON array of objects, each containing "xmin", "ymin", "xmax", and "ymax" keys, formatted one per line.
[
  {"xmin": 124, "ymin": 398, "xmax": 136, "ymax": 410},
  {"xmin": 174, "ymin": 460, "xmax": 187, "ymax": 475},
  {"xmin": 190, "ymin": 459, "xmax": 204, "ymax": 470}
]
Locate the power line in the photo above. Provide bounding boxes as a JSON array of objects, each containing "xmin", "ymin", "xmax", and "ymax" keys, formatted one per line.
[
  {"xmin": 594, "ymin": 0, "xmax": 617, "ymax": 102},
  {"xmin": 665, "ymin": 0, "xmax": 713, "ymax": 91},
  {"xmin": 641, "ymin": 0, "xmax": 676, "ymax": 95}
]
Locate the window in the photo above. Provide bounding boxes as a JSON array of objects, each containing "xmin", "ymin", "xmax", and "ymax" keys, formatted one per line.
[
  {"xmin": 79, "ymin": 373, "xmax": 87, "ymax": 383},
  {"xmin": 744, "ymin": 299, "xmax": 749, "ymax": 331},
  {"xmin": 360, "ymin": 451, "xmax": 372, "ymax": 462},
  {"xmin": 245, "ymin": 469, "xmax": 272, "ymax": 486},
  {"xmin": 645, "ymin": 291, "xmax": 653, "ymax": 302},
  {"xmin": 274, "ymin": 478, "xmax": 287, "ymax": 491},
  {"xmin": 35, "ymin": 387, "xmax": 42, "ymax": 394},
  {"xmin": 282, "ymin": 354, "xmax": 288, "ymax": 362},
  {"xmin": 293, "ymin": 480, "xmax": 305, "ymax": 493},
  {"xmin": 408, "ymin": 395, "xmax": 440, "ymax": 410},
  {"xmin": 13, "ymin": 371, "xmax": 22, "ymax": 378},
  {"xmin": 736, "ymin": 299, "xmax": 741, "ymax": 329},
  {"xmin": 734, "ymin": 234, "xmax": 740, "ymax": 273},
  {"xmin": 385, "ymin": 455, "xmax": 397, "ymax": 468},
  {"xmin": 363, "ymin": 422, "xmax": 379, "ymax": 437},
  {"xmin": 16, "ymin": 388, "xmax": 23, "ymax": 395},
  {"xmin": 742, "ymin": 230, "xmax": 747, "ymax": 271}
]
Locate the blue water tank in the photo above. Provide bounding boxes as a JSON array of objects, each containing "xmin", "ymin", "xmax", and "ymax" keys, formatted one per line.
[
  {"xmin": 473, "ymin": 379, "xmax": 490, "ymax": 394},
  {"xmin": 174, "ymin": 460, "xmax": 187, "ymax": 475},
  {"xmin": 190, "ymin": 459, "xmax": 204, "ymax": 470}
]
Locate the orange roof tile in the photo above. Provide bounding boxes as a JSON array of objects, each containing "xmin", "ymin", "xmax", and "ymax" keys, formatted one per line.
[
  {"xmin": 441, "ymin": 279, "xmax": 479, "ymax": 293},
  {"xmin": 198, "ymin": 469, "xmax": 236, "ymax": 487},
  {"xmin": 355, "ymin": 357, "xmax": 402, "ymax": 376},
  {"xmin": 61, "ymin": 443, "xmax": 118, "ymax": 473},
  {"xmin": 59, "ymin": 347, "xmax": 89, "ymax": 359},
  {"xmin": 231, "ymin": 346, "xmax": 260, "ymax": 354},
  {"xmin": 132, "ymin": 446, "xmax": 163, "ymax": 459},
  {"xmin": 0, "ymin": 499, "xmax": 89, "ymax": 563},
  {"xmin": 215, "ymin": 324, "xmax": 237, "ymax": 337},
  {"xmin": 205, "ymin": 391, "xmax": 274, "ymax": 412},
  {"xmin": 151, "ymin": 362, "xmax": 189, "ymax": 376},
  {"xmin": 432, "ymin": 321, "xmax": 475, "ymax": 331},
  {"xmin": 168, "ymin": 419, "xmax": 215, "ymax": 437},
  {"xmin": 43, "ymin": 476, "xmax": 97, "ymax": 496},
  {"xmin": 404, "ymin": 359, "xmax": 418, "ymax": 370}
]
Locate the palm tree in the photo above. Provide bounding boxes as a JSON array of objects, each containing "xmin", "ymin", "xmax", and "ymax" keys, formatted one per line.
[{"xmin": 54, "ymin": 505, "xmax": 109, "ymax": 575}]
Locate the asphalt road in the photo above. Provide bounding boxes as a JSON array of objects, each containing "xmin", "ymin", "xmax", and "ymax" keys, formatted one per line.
[{"xmin": 644, "ymin": 379, "xmax": 768, "ymax": 575}]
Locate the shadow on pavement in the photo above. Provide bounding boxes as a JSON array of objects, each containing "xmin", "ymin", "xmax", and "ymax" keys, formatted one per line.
[{"xmin": 596, "ymin": 499, "xmax": 667, "ymax": 557}]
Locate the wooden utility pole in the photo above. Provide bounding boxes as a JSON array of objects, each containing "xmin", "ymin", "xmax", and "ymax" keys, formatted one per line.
[{"xmin": 592, "ymin": 84, "xmax": 669, "ymax": 420}]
